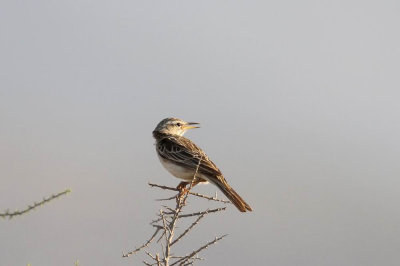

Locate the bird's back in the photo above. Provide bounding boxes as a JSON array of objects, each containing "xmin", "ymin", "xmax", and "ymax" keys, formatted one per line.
[{"xmin": 155, "ymin": 133, "xmax": 223, "ymax": 178}]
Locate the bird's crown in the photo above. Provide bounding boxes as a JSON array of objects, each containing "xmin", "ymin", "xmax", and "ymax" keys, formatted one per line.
[{"xmin": 153, "ymin": 117, "xmax": 199, "ymax": 137}]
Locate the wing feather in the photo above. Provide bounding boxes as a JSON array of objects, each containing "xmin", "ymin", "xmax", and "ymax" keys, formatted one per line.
[{"xmin": 157, "ymin": 136, "xmax": 222, "ymax": 177}]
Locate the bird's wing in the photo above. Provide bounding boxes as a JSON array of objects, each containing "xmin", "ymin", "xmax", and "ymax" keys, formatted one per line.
[{"xmin": 157, "ymin": 136, "xmax": 223, "ymax": 177}]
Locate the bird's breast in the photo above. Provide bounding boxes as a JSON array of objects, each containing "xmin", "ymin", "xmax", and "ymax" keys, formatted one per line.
[{"xmin": 157, "ymin": 154, "xmax": 195, "ymax": 181}]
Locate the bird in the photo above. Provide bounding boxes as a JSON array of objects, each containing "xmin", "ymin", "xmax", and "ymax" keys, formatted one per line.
[{"xmin": 153, "ymin": 117, "xmax": 252, "ymax": 212}]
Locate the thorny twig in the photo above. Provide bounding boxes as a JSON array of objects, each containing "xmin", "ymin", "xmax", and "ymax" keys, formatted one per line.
[
  {"xmin": 0, "ymin": 189, "xmax": 71, "ymax": 219},
  {"xmin": 149, "ymin": 183, "xmax": 230, "ymax": 203},
  {"xmin": 171, "ymin": 210, "xmax": 207, "ymax": 246},
  {"xmin": 123, "ymin": 227, "xmax": 162, "ymax": 257},
  {"xmin": 170, "ymin": 235, "xmax": 228, "ymax": 266},
  {"xmin": 124, "ymin": 157, "xmax": 228, "ymax": 265},
  {"xmin": 150, "ymin": 207, "xmax": 226, "ymax": 225}
]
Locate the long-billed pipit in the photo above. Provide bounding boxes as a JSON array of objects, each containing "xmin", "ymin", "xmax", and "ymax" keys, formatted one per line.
[{"xmin": 153, "ymin": 117, "xmax": 252, "ymax": 212}]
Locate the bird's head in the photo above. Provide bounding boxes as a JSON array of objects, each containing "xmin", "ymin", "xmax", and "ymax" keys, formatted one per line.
[{"xmin": 153, "ymin": 117, "xmax": 200, "ymax": 136}]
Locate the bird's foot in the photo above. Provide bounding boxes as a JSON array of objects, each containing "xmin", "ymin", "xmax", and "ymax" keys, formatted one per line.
[
  {"xmin": 176, "ymin": 188, "xmax": 190, "ymax": 205},
  {"xmin": 176, "ymin": 181, "xmax": 189, "ymax": 191},
  {"xmin": 176, "ymin": 182, "xmax": 190, "ymax": 205}
]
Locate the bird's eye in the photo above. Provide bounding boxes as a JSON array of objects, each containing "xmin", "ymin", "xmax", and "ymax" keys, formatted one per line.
[{"xmin": 176, "ymin": 123, "xmax": 181, "ymax": 127}]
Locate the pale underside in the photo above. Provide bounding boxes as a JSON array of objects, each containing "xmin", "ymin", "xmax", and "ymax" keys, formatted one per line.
[{"xmin": 158, "ymin": 154, "xmax": 210, "ymax": 184}]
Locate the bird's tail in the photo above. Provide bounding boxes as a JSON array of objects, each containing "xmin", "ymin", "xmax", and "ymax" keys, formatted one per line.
[{"xmin": 213, "ymin": 178, "xmax": 252, "ymax": 212}]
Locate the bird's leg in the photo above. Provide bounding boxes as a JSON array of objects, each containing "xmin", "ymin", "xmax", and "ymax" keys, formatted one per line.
[
  {"xmin": 176, "ymin": 181, "xmax": 189, "ymax": 201},
  {"xmin": 177, "ymin": 181, "xmax": 189, "ymax": 192},
  {"xmin": 177, "ymin": 179, "xmax": 203, "ymax": 194},
  {"xmin": 176, "ymin": 179, "xmax": 205, "ymax": 205}
]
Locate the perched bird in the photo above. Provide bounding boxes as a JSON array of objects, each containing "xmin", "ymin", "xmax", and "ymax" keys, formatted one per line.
[{"xmin": 153, "ymin": 117, "xmax": 252, "ymax": 212}]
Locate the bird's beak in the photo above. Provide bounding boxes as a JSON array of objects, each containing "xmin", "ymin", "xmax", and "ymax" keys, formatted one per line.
[{"xmin": 184, "ymin": 122, "xmax": 200, "ymax": 130}]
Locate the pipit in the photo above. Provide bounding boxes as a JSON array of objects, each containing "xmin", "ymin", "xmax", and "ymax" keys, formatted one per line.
[{"xmin": 153, "ymin": 117, "xmax": 252, "ymax": 212}]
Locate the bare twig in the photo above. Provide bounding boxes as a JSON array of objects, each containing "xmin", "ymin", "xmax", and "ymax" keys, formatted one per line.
[
  {"xmin": 160, "ymin": 209, "xmax": 172, "ymax": 265},
  {"xmin": 170, "ymin": 256, "xmax": 203, "ymax": 261},
  {"xmin": 148, "ymin": 183, "xmax": 177, "ymax": 191},
  {"xmin": 188, "ymin": 191, "xmax": 230, "ymax": 203},
  {"xmin": 0, "ymin": 189, "xmax": 71, "ymax": 219},
  {"xmin": 124, "ymin": 184, "xmax": 228, "ymax": 264},
  {"xmin": 124, "ymin": 156, "xmax": 229, "ymax": 265},
  {"xmin": 143, "ymin": 261, "xmax": 153, "ymax": 266},
  {"xmin": 148, "ymin": 183, "xmax": 230, "ymax": 203},
  {"xmin": 151, "ymin": 207, "xmax": 226, "ymax": 225},
  {"xmin": 156, "ymin": 254, "xmax": 162, "ymax": 266},
  {"xmin": 156, "ymin": 195, "xmax": 177, "ymax": 201},
  {"xmin": 170, "ymin": 235, "xmax": 227, "ymax": 266},
  {"xmin": 123, "ymin": 227, "xmax": 162, "ymax": 257},
  {"xmin": 171, "ymin": 211, "xmax": 207, "ymax": 246},
  {"xmin": 177, "ymin": 207, "xmax": 226, "ymax": 219},
  {"xmin": 145, "ymin": 250, "xmax": 157, "ymax": 261}
]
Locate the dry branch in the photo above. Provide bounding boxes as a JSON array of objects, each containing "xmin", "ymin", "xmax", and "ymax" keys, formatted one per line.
[
  {"xmin": 170, "ymin": 211, "xmax": 207, "ymax": 246},
  {"xmin": 123, "ymin": 155, "xmax": 228, "ymax": 265},
  {"xmin": 123, "ymin": 227, "xmax": 162, "ymax": 258},
  {"xmin": 0, "ymin": 189, "xmax": 71, "ymax": 219},
  {"xmin": 148, "ymin": 183, "xmax": 230, "ymax": 203},
  {"xmin": 170, "ymin": 234, "xmax": 227, "ymax": 266},
  {"xmin": 123, "ymin": 182, "xmax": 228, "ymax": 265}
]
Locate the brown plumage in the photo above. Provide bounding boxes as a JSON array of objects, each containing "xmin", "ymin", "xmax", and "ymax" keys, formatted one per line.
[{"xmin": 153, "ymin": 118, "xmax": 252, "ymax": 212}]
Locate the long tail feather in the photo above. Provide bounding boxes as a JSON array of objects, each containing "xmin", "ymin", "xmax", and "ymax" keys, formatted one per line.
[{"xmin": 213, "ymin": 179, "xmax": 252, "ymax": 212}]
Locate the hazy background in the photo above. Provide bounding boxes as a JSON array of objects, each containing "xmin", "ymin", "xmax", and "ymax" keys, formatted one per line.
[{"xmin": 1, "ymin": 1, "xmax": 399, "ymax": 265}]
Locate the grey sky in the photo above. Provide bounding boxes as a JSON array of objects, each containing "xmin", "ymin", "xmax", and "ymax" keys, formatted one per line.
[{"xmin": 1, "ymin": 1, "xmax": 400, "ymax": 265}]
